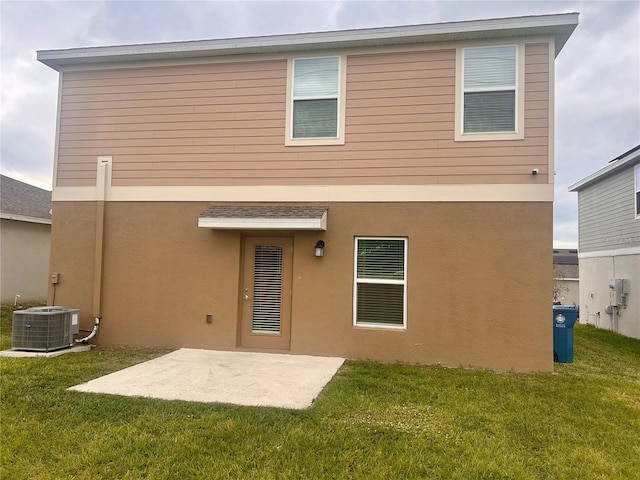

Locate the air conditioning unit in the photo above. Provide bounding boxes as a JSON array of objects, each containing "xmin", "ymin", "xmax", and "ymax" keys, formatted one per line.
[{"xmin": 12, "ymin": 307, "xmax": 80, "ymax": 352}]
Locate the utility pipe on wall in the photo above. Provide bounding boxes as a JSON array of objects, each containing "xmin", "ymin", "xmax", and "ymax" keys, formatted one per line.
[
  {"xmin": 76, "ymin": 318, "xmax": 100, "ymax": 344},
  {"xmin": 92, "ymin": 157, "xmax": 111, "ymax": 328}
]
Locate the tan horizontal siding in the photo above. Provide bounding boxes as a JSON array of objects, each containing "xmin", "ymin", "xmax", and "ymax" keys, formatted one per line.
[
  {"xmin": 61, "ymin": 101, "xmax": 283, "ymax": 117},
  {"xmin": 347, "ymin": 95, "xmax": 451, "ymax": 108},
  {"xmin": 65, "ymin": 127, "xmax": 539, "ymax": 149},
  {"xmin": 60, "ymin": 110, "xmax": 284, "ymax": 126},
  {"xmin": 522, "ymin": 42, "xmax": 549, "ymax": 159},
  {"xmin": 63, "ymin": 68, "xmax": 285, "ymax": 89},
  {"xmin": 61, "ymin": 121, "xmax": 285, "ymax": 133},
  {"xmin": 61, "ymin": 86, "xmax": 285, "ymax": 104},
  {"xmin": 62, "ymin": 77, "xmax": 285, "ymax": 96},
  {"xmin": 64, "ymin": 61, "xmax": 286, "ymax": 82},
  {"xmin": 59, "ymin": 128, "xmax": 465, "ymax": 144},
  {"xmin": 106, "ymin": 165, "xmax": 547, "ymax": 178},
  {"xmin": 105, "ymin": 173, "xmax": 547, "ymax": 187},
  {"xmin": 59, "ymin": 143, "xmax": 548, "ymax": 161},
  {"xmin": 84, "ymin": 155, "xmax": 547, "ymax": 172},
  {"xmin": 57, "ymin": 44, "xmax": 550, "ymax": 188},
  {"xmin": 348, "ymin": 85, "xmax": 455, "ymax": 100}
]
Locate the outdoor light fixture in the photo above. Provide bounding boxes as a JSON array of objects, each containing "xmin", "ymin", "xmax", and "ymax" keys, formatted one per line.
[{"xmin": 314, "ymin": 240, "xmax": 325, "ymax": 257}]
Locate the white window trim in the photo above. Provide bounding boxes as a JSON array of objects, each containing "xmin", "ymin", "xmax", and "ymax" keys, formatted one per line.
[
  {"xmin": 285, "ymin": 55, "xmax": 346, "ymax": 146},
  {"xmin": 455, "ymin": 43, "xmax": 525, "ymax": 142},
  {"xmin": 353, "ymin": 236, "xmax": 408, "ymax": 330}
]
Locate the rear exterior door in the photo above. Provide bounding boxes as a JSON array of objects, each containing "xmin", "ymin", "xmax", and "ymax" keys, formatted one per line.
[{"xmin": 240, "ymin": 237, "xmax": 292, "ymax": 350}]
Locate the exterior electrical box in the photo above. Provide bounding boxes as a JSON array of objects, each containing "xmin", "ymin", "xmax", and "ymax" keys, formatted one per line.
[
  {"xmin": 614, "ymin": 279, "xmax": 629, "ymax": 307},
  {"xmin": 12, "ymin": 307, "xmax": 80, "ymax": 352}
]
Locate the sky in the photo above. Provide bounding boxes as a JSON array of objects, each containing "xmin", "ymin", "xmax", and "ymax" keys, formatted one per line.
[{"xmin": 1, "ymin": 1, "xmax": 639, "ymax": 247}]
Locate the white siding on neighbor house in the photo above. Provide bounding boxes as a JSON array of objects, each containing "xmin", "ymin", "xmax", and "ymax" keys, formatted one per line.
[
  {"xmin": 578, "ymin": 253, "xmax": 640, "ymax": 340},
  {"xmin": 577, "ymin": 163, "xmax": 640, "ymax": 253},
  {"xmin": 0, "ymin": 219, "xmax": 51, "ymax": 304}
]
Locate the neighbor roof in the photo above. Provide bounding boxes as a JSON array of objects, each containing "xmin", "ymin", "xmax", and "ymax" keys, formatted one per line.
[
  {"xmin": 37, "ymin": 13, "xmax": 578, "ymax": 71},
  {"xmin": 569, "ymin": 144, "xmax": 640, "ymax": 192},
  {"xmin": 0, "ymin": 175, "xmax": 52, "ymax": 224}
]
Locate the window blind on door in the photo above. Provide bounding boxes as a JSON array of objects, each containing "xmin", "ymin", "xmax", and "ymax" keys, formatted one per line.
[{"xmin": 252, "ymin": 245, "xmax": 283, "ymax": 333}]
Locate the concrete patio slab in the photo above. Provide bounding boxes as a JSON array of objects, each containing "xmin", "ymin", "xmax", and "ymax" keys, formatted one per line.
[
  {"xmin": 68, "ymin": 349, "xmax": 345, "ymax": 409},
  {"xmin": 0, "ymin": 345, "xmax": 93, "ymax": 357}
]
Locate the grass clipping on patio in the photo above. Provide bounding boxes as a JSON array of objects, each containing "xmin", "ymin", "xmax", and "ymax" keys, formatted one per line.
[{"xmin": 1, "ymin": 305, "xmax": 639, "ymax": 479}]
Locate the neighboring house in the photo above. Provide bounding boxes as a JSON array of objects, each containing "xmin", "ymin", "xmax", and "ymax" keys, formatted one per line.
[
  {"xmin": 553, "ymin": 248, "xmax": 579, "ymax": 305},
  {"xmin": 569, "ymin": 145, "xmax": 640, "ymax": 339},
  {"xmin": 0, "ymin": 175, "xmax": 52, "ymax": 304},
  {"xmin": 37, "ymin": 13, "xmax": 578, "ymax": 372}
]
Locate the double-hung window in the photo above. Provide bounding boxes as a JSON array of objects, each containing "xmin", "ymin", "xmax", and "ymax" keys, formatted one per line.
[
  {"xmin": 354, "ymin": 237, "xmax": 407, "ymax": 329},
  {"xmin": 456, "ymin": 44, "xmax": 523, "ymax": 141},
  {"xmin": 286, "ymin": 56, "xmax": 345, "ymax": 145}
]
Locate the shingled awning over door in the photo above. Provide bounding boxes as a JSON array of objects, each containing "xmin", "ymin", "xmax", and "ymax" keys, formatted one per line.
[{"xmin": 198, "ymin": 204, "xmax": 328, "ymax": 230}]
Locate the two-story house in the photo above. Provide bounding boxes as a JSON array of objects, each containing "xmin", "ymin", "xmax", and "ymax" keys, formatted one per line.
[
  {"xmin": 569, "ymin": 144, "xmax": 640, "ymax": 339},
  {"xmin": 37, "ymin": 13, "xmax": 578, "ymax": 372}
]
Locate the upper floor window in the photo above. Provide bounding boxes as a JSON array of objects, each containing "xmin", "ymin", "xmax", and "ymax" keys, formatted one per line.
[
  {"xmin": 464, "ymin": 45, "xmax": 516, "ymax": 132},
  {"xmin": 286, "ymin": 56, "xmax": 346, "ymax": 146},
  {"xmin": 455, "ymin": 44, "xmax": 524, "ymax": 141}
]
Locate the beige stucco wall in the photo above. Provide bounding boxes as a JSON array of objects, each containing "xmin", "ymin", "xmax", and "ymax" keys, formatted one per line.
[
  {"xmin": 49, "ymin": 200, "xmax": 553, "ymax": 372},
  {"xmin": 1, "ymin": 219, "xmax": 51, "ymax": 304}
]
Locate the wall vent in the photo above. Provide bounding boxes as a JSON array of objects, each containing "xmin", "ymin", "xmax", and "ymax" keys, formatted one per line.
[{"xmin": 12, "ymin": 307, "xmax": 80, "ymax": 352}]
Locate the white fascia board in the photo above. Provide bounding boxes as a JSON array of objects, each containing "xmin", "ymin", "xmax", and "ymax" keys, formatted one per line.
[
  {"xmin": 569, "ymin": 147, "xmax": 640, "ymax": 192},
  {"xmin": 0, "ymin": 213, "xmax": 52, "ymax": 225},
  {"xmin": 198, "ymin": 213, "xmax": 327, "ymax": 230},
  {"xmin": 37, "ymin": 13, "xmax": 578, "ymax": 70}
]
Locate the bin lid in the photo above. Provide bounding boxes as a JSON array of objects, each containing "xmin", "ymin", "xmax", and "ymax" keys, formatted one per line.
[{"xmin": 553, "ymin": 305, "xmax": 578, "ymax": 312}]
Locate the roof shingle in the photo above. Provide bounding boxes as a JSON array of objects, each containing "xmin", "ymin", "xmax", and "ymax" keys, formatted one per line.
[
  {"xmin": 199, "ymin": 204, "xmax": 328, "ymax": 219},
  {"xmin": 0, "ymin": 175, "xmax": 52, "ymax": 222}
]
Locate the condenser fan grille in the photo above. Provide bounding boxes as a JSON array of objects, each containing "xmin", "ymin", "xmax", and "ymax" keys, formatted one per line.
[{"xmin": 12, "ymin": 307, "xmax": 80, "ymax": 352}]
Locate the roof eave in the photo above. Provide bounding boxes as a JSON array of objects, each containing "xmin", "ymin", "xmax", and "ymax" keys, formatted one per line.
[
  {"xmin": 1, "ymin": 213, "xmax": 52, "ymax": 225},
  {"xmin": 37, "ymin": 12, "xmax": 578, "ymax": 71},
  {"xmin": 569, "ymin": 145, "xmax": 640, "ymax": 192}
]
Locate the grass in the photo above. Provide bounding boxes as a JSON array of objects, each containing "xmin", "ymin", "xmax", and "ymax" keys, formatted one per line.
[{"xmin": 1, "ymin": 305, "xmax": 639, "ymax": 479}]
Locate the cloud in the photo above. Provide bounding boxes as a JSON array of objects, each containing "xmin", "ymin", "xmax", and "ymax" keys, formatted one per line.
[
  {"xmin": 0, "ymin": 1, "xmax": 109, "ymax": 189},
  {"xmin": 1, "ymin": 0, "xmax": 638, "ymax": 246},
  {"xmin": 556, "ymin": 0, "xmax": 640, "ymax": 179}
]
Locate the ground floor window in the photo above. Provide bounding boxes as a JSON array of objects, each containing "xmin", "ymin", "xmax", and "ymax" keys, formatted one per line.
[{"xmin": 354, "ymin": 237, "xmax": 407, "ymax": 328}]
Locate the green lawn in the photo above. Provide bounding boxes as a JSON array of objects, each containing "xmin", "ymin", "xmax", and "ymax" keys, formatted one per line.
[{"xmin": 1, "ymin": 305, "xmax": 639, "ymax": 479}]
